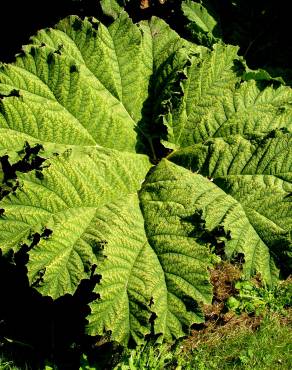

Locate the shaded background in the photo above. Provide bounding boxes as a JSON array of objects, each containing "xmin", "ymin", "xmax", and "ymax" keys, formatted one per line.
[{"xmin": 0, "ymin": 0, "xmax": 291, "ymax": 76}]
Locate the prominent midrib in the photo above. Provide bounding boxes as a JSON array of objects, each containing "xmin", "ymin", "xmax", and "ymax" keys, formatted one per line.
[
  {"xmin": 211, "ymin": 104, "xmax": 284, "ymax": 138},
  {"xmin": 63, "ymin": 28, "xmax": 142, "ymax": 127},
  {"xmin": 244, "ymin": 206, "xmax": 289, "ymax": 234},
  {"xmin": 177, "ymin": 61, "xmax": 238, "ymax": 144}
]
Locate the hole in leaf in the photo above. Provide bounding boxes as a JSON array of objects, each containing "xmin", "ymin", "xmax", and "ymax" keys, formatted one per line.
[
  {"xmin": 72, "ymin": 18, "xmax": 83, "ymax": 31},
  {"xmin": 70, "ymin": 64, "xmax": 79, "ymax": 73}
]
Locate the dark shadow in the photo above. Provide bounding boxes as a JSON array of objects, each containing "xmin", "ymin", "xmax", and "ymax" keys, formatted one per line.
[
  {"xmin": 0, "ymin": 0, "xmax": 109, "ymax": 63},
  {"xmin": 134, "ymin": 51, "xmax": 189, "ymax": 161},
  {"xmin": 0, "ymin": 247, "xmax": 102, "ymax": 369}
]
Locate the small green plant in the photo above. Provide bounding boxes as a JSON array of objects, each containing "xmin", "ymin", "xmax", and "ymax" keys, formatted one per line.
[
  {"xmin": 79, "ymin": 354, "xmax": 98, "ymax": 370},
  {"xmin": 79, "ymin": 343, "xmax": 180, "ymax": 370},
  {"xmin": 227, "ymin": 279, "xmax": 292, "ymax": 315},
  {"xmin": 0, "ymin": 358, "xmax": 23, "ymax": 370},
  {"xmin": 113, "ymin": 343, "xmax": 174, "ymax": 370},
  {"xmin": 0, "ymin": 359, "xmax": 13, "ymax": 370}
]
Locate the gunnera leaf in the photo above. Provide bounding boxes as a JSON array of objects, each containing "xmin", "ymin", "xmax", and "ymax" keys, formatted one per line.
[
  {"xmin": 182, "ymin": 0, "xmax": 222, "ymax": 47},
  {"xmin": 0, "ymin": 7, "xmax": 291, "ymax": 346},
  {"xmin": 88, "ymin": 159, "xmax": 214, "ymax": 343},
  {"xmin": 157, "ymin": 33, "xmax": 292, "ymax": 284},
  {"xmin": 0, "ymin": 13, "xmax": 212, "ymax": 344},
  {"xmin": 0, "ymin": 13, "xmax": 201, "ymax": 158}
]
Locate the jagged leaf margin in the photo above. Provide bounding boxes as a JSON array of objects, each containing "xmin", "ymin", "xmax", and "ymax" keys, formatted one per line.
[
  {"xmin": 162, "ymin": 43, "xmax": 292, "ymax": 149},
  {"xmin": 169, "ymin": 132, "xmax": 292, "ymax": 282}
]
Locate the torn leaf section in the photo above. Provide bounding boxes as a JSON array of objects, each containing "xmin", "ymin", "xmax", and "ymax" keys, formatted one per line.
[
  {"xmin": 140, "ymin": 159, "xmax": 214, "ymax": 340},
  {"xmin": 0, "ymin": 142, "xmax": 45, "ymax": 202},
  {"xmin": 162, "ymin": 44, "xmax": 292, "ymax": 149},
  {"xmin": 0, "ymin": 148, "xmax": 151, "ymax": 297},
  {"xmin": 169, "ymin": 133, "xmax": 292, "ymax": 283},
  {"xmin": 87, "ymin": 195, "xmax": 167, "ymax": 344},
  {"xmin": 162, "ymin": 43, "xmax": 241, "ymax": 148}
]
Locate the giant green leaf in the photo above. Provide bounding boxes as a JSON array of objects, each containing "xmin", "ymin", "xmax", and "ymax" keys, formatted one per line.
[
  {"xmin": 88, "ymin": 159, "xmax": 213, "ymax": 343},
  {"xmin": 0, "ymin": 12, "xmax": 213, "ymax": 345},
  {"xmin": 0, "ymin": 8, "xmax": 291, "ymax": 346},
  {"xmin": 0, "ymin": 146, "xmax": 214, "ymax": 343}
]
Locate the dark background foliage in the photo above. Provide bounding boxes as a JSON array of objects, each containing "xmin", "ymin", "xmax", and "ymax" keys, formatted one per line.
[{"xmin": 0, "ymin": 0, "xmax": 291, "ymax": 76}]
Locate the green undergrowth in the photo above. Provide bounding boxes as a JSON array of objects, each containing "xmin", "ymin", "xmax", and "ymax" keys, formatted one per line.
[
  {"xmin": 180, "ymin": 312, "xmax": 292, "ymax": 370},
  {"xmin": 1, "ymin": 273, "xmax": 291, "ymax": 369},
  {"xmin": 2, "ymin": 312, "xmax": 292, "ymax": 370},
  {"xmin": 79, "ymin": 268, "xmax": 292, "ymax": 369},
  {"xmin": 77, "ymin": 311, "xmax": 292, "ymax": 370},
  {"xmin": 0, "ymin": 359, "xmax": 27, "ymax": 370}
]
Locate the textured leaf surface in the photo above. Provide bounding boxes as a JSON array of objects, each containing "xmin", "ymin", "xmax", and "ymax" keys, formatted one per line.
[
  {"xmin": 0, "ymin": 14, "xmax": 193, "ymax": 156},
  {"xmin": 88, "ymin": 159, "xmax": 214, "ymax": 343},
  {"xmin": 0, "ymin": 9, "xmax": 291, "ymax": 346},
  {"xmin": 0, "ymin": 15, "xmax": 145, "ymax": 153},
  {"xmin": 170, "ymin": 132, "xmax": 292, "ymax": 283},
  {"xmin": 0, "ymin": 149, "xmax": 151, "ymax": 297},
  {"xmin": 0, "ymin": 12, "xmax": 214, "ymax": 345},
  {"xmin": 86, "ymin": 194, "xmax": 164, "ymax": 343},
  {"xmin": 0, "ymin": 148, "xmax": 215, "ymax": 343},
  {"xmin": 182, "ymin": 0, "xmax": 221, "ymax": 46},
  {"xmin": 163, "ymin": 45, "xmax": 292, "ymax": 149},
  {"xmin": 162, "ymin": 43, "xmax": 240, "ymax": 148},
  {"xmin": 139, "ymin": 160, "xmax": 216, "ymax": 331}
]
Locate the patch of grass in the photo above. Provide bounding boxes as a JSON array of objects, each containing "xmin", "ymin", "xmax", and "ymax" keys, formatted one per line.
[
  {"xmin": 108, "ymin": 267, "xmax": 292, "ymax": 370},
  {"xmin": 181, "ymin": 312, "xmax": 292, "ymax": 370},
  {"xmin": 178, "ymin": 267, "xmax": 292, "ymax": 370},
  {"xmin": 107, "ymin": 312, "xmax": 291, "ymax": 370},
  {"xmin": 113, "ymin": 343, "xmax": 174, "ymax": 370},
  {"xmin": 0, "ymin": 357, "xmax": 23, "ymax": 370}
]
